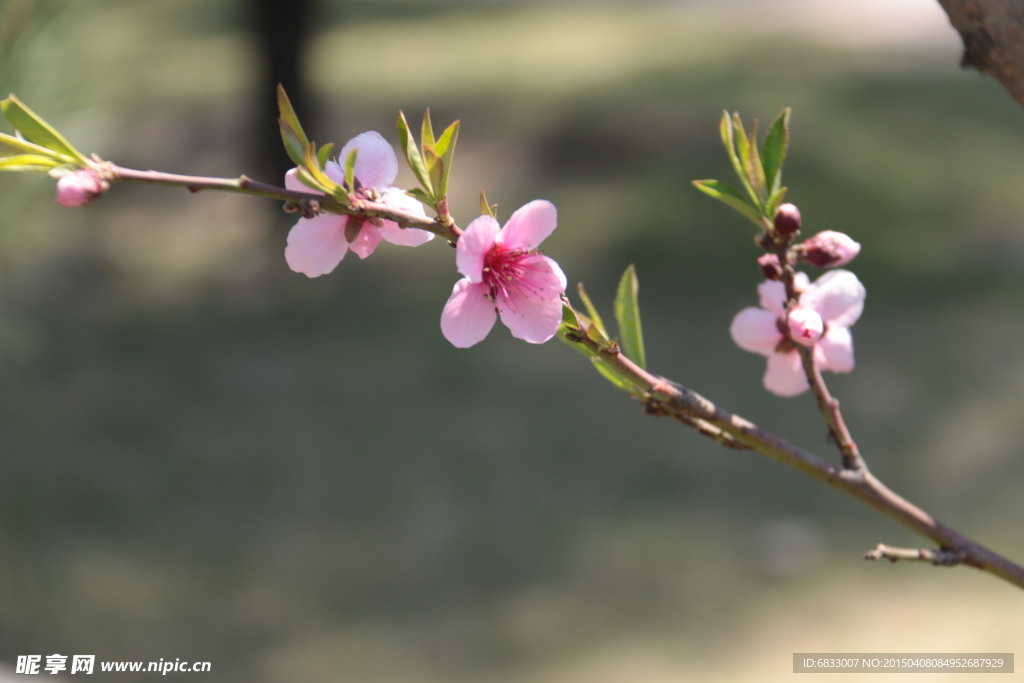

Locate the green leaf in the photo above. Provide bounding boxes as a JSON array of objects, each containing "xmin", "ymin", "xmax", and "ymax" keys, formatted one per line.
[
  {"xmin": 0, "ymin": 154, "xmax": 62, "ymax": 172},
  {"xmin": 396, "ymin": 110, "xmax": 433, "ymax": 199},
  {"xmin": 278, "ymin": 120, "xmax": 307, "ymax": 168},
  {"xmin": 575, "ymin": 283, "xmax": 608, "ymax": 340},
  {"xmin": 316, "ymin": 142, "xmax": 335, "ymax": 170},
  {"xmin": 719, "ymin": 111, "xmax": 758, "ymax": 208},
  {"xmin": 0, "ymin": 131, "xmax": 59, "ymax": 158},
  {"xmin": 692, "ymin": 179, "xmax": 764, "ymax": 226},
  {"xmin": 343, "ymin": 147, "xmax": 358, "ymax": 191},
  {"xmin": 734, "ymin": 113, "xmax": 765, "ymax": 205},
  {"xmin": 762, "ymin": 108, "xmax": 790, "ymax": 196},
  {"xmin": 433, "ymin": 119, "xmax": 460, "ymax": 198},
  {"xmin": 614, "ymin": 264, "xmax": 646, "ymax": 369},
  {"xmin": 277, "ymin": 85, "xmax": 309, "ymax": 166},
  {"xmin": 479, "ymin": 190, "xmax": 497, "ymax": 219},
  {"xmin": 1, "ymin": 95, "xmax": 85, "ymax": 162},
  {"xmin": 764, "ymin": 185, "xmax": 789, "ymax": 220}
]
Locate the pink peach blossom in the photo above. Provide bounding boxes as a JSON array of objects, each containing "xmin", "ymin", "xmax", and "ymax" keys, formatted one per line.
[
  {"xmin": 730, "ymin": 270, "xmax": 865, "ymax": 397},
  {"xmin": 441, "ymin": 200, "xmax": 566, "ymax": 348},
  {"xmin": 284, "ymin": 131, "xmax": 433, "ymax": 277}
]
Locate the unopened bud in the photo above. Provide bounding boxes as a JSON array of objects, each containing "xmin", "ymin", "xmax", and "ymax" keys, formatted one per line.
[
  {"xmin": 786, "ymin": 305, "xmax": 824, "ymax": 347},
  {"xmin": 757, "ymin": 253, "xmax": 782, "ymax": 280},
  {"xmin": 55, "ymin": 168, "xmax": 108, "ymax": 207},
  {"xmin": 800, "ymin": 230, "xmax": 861, "ymax": 267},
  {"xmin": 773, "ymin": 202, "xmax": 802, "ymax": 235}
]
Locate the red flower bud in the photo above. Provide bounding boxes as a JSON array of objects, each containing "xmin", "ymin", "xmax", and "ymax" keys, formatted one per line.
[
  {"xmin": 773, "ymin": 203, "xmax": 802, "ymax": 235},
  {"xmin": 800, "ymin": 230, "xmax": 861, "ymax": 268}
]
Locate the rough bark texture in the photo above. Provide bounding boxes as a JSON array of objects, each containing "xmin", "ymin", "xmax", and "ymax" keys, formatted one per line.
[{"xmin": 937, "ymin": 0, "xmax": 1024, "ymax": 108}]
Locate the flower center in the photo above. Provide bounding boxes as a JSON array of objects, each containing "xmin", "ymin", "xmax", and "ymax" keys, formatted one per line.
[{"xmin": 482, "ymin": 245, "xmax": 547, "ymax": 310}]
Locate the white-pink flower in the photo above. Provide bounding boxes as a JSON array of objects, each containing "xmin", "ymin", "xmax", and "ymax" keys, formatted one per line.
[
  {"xmin": 440, "ymin": 200, "xmax": 567, "ymax": 348},
  {"xmin": 730, "ymin": 270, "xmax": 865, "ymax": 397},
  {"xmin": 284, "ymin": 131, "xmax": 433, "ymax": 277}
]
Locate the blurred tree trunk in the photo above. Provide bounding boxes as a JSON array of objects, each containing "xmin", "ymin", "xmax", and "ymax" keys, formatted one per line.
[
  {"xmin": 937, "ymin": 0, "xmax": 1024, "ymax": 108},
  {"xmin": 246, "ymin": 0, "xmax": 316, "ymax": 180}
]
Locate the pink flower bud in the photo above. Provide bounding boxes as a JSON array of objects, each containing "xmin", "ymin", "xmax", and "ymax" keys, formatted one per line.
[
  {"xmin": 55, "ymin": 169, "xmax": 108, "ymax": 207},
  {"xmin": 773, "ymin": 202, "xmax": 802, "ymax": 235},
  {"xmin": 800, "ymin": 230, "xmax": 861, "ymax": 267},
  {"xmin": 786, "ymin": 305, "xmax": 824, "ymax": 346},
  {"xmin": 757, "ymin": 253, "xmax": 782, "ymax": 281}
]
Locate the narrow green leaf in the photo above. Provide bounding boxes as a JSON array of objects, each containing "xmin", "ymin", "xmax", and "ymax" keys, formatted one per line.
[
  {"xmin": 720, "ymin": 111, "xmax": 757, "ymax": 207},
  {"xmin": 764, "ymin": 185, "xmax": 789, "ymax": 220},
  {"xmin": 0, "ymin": 131, "xmax": 60, "ymax": 158},
  {"xmin": 733, "ymin": 113, "xmax": 765, "ymax": 205},
  {"xmin": 1, "ymin": 95, "xmax": 85, "ymax": 162},
  {"xmin": 301, "ymin": 143, "xmax": 338, "ymax": 194},
  {"xmin": 614, "ymin": 264, "xmax": 646, "ymax": 369},
  {"xmin": 0, "ymin": 154, "xmax": 61, "ymax": 172},
  {"xmin": 420, "ymin": 108, "xmax": 436, "ymax": 150},
  {"xmin": 692, "ymin": 179, "xmax": 764, "ymax": 227},
  {"xmin": 434, "ymin": 119, "xmax": 460, "ymax": 198},
  {"xmin": 576, "ymin": 283, "xmax": 608, "ymax": 340},
  {"xmin": 407, "ymin": 187, "xmax": 433, "ymax": 204},
  {"xmin": 479, "ymin": 190, "xmax": 496, "ymax": 219},
  {"xmin": 316, "ymin": 142, "xmax": 335, "ymax": 169},
  {"xmin": 276, "ymin": 86, "xmax": 311, "ymax": 167},
  {"xmin": 396, "ymin": 110, "xmax": 433, "ymax": 198},
  {"xmin": 762, "ymin": 108, "xmax": 790, "ymax": 195},
  {"xmin": 278, "ymin": 120, "xmax": 307, "ymax": 167},
  {"xmin": 343, "ymin": 147, "xmax": 358, "ymax": 191}
]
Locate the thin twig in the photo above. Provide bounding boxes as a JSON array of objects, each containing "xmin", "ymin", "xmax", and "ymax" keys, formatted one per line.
[
  {"xmin": 865, "ymin": 543, "xmax": 965, "ymax": 567},
  {"xmin": 564, "ymin": 325, "xmax": 1024, "ymax": 590}
]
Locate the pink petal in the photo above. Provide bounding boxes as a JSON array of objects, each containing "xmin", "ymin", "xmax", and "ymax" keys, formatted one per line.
[
  {"xmin": 347, "ymin": 224, "xmax": 384, "ymax": 259},
  {"xmin": 378, "ymin": 188, "xmax": 434, "ymax": 247},
  {"xmin": 338, "ymin": 131, "xmax": 398, "ymax": 189},
  {"xmin": 285, "ymin": 214, "xmax": 349, "ymax": 277},
  {"xmin": 542, "ymin": 255, "xmax": 568, "ymax": 292},
  {"xmin": 801, "ymin": 270, "xmax": 865, "ymax": 328},
  {"xmin": 764, "ymin": 351, "xmax": 809, "ymax": 397},
  {"xmin": 497, "ymin": 291, "xmax": 564, "ymax": 344},
  {"xmin": 816, "ymin": 325, "xmax": 855, "ymax": 373},
  {"xmin": 440, "ymin": 279, "xmax": 497, "ymax": 348},
  {"xmin": 496, "ymin": 200, "xmax": 557, "ymax": 251},
  {"xmin": 456, "ymin": 215, "xmax": 500, "ymax": 282},
  {"xmin": 284, "ymin": 167, "xmax": 322, "ymax": 193},
  {"xmin": 756, "ymin": 280, "xmax": 787, "ymax": 316},
  {"xmin": 730, "ymin": 307, "xmax": 782, "ymax": 356}
]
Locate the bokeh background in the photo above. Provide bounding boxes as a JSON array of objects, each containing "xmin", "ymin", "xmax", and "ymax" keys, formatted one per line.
[{"xmin": 2, "ymin": 0, "xmax": 1023, "ymax": 681}]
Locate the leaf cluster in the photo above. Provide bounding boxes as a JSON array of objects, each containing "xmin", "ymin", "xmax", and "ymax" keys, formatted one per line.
[
  {"xmin": 693, "ymin": 109, "xmax": 790, "ymax": 228},
  {"xmin": 0, "ymin": 94, "xmax": 87, "ymax": 173}
]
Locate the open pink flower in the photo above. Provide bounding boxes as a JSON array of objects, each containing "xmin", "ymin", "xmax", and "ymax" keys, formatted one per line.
[
  {"xmin": 441, "ymin": 200, "xmax": 566, "ymax": 348},
  {"xmin": 284, "ymin": 131, "xmax": 433, "ymax": 277},
  {"xmin": 730, "ymin": 270, "xmax": 865, "ymax": 397}
]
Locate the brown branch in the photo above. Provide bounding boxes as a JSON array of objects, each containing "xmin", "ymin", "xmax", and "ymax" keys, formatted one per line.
[
  {"xmin": 565, "ymin": 328, "xmax": 1024, "ymax": 590},
  {"xmin": 936, "ymin": 0, "xmax": 1024, "ymax": 109}
]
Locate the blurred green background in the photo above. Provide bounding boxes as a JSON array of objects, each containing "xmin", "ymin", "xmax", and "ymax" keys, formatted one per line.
[{"xmin": 2, "ymin": 0, "xmax": 1023, "ymax": 681}]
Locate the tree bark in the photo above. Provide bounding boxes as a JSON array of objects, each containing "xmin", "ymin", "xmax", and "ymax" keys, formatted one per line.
[{"xmin": 937, "ymin": 0, "xmax": 1024, "ymax": 108}]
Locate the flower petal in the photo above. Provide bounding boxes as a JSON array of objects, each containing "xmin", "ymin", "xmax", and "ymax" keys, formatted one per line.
[
  {"xmin": 285, "ymin": 167, "xmax": 323, "ymax": 194},
  {"xmin": 542, "ymin": 255, "xmax": 568, "ymax": 292},
  {"xmin": 378, "ymin": 188, "xmax": 434, "ymax": 247},
  {"xmin": 497, "ymin": 291, "xmax": 564, "ymax": 344},
  {"xmin": 756, "ymin": 279, "xmax": 787, "ymax": 316},
  {"xmin": 456, "ymin": 215, "xmax": 500, "ymax": 282},
  {"xmin": 816, "ymin": 325, "xmax": 855, "ymax": 373},
  {"xmin": 441, "ymin": 279, "xmax": 497, "ymax": 348},
  {"xmin": 285, "ymin": 214, "xmax": 349, "ymax": 277},
  {"xmin": 801, "ymin": 269, "xmax": 865, "ymax": 328},
  {"xmin": 497, "ymin": 199, "xmax": 557, "ymax": 251},
  {"xmin": 348, "ymin": 224, "xmax": 384, "ymax": 259},
  {"xmin": 730, "ymin": 307, "xmax": 782, "ymax": 356},
  {"xmin": 764, "ymin": 350, "xmax": 809, "ymax": 397},
  {"xmin": 338, "ymin": 131, "xmax": 398, "ymax": 189}
]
